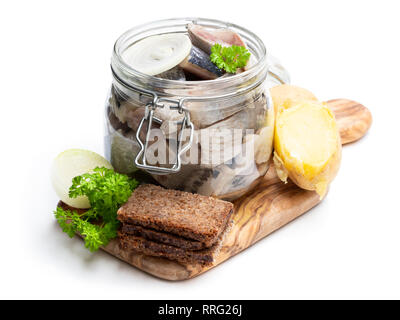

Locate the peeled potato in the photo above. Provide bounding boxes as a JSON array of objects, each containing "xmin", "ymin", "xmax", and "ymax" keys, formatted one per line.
[
  {"xmin": 270, "ymin": 84, "xmax": 318, "ymax": 114},
  {"xmin": 273, "ymin": 101, "xmax": 341, "ymax": 199},
  {"xmin": 51, "ymin": 149, "xmax": 113, "ymax": 208}
]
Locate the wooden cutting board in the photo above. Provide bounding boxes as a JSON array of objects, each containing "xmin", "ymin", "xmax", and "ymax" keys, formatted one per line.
[{"xmin": 97, "ymin": 99, "xmax": 372, "ymax": 281}]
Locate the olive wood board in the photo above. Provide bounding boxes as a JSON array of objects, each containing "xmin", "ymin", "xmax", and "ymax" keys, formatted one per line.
[{"xmin": 83, "ymin": 99, "xmax": 373, "ymax": 281}]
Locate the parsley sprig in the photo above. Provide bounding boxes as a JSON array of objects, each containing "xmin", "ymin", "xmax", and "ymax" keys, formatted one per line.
[
  {"xmin": 54, "ymin": 167, "xmax": 138, "ymax": 252},
  {"xmin": 210, "ymin": 44, "xmax": 251, "ymax": 74}
]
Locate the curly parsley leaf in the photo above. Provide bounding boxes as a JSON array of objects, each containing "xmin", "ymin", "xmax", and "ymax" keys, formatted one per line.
[
  {"xmin": 69, "ymin": 167, "xmax": 138, "ymax": 223},
  {"xmin": 54, "ymin": 167, "xmax": 138, "ymax": 252},
  {"xmin": 54, "ymin": 207, "xmax": 78, "ymax": 238},
  {"xmin": 210, "ymin": 44, "xmax": 251, "ymax": 74}
]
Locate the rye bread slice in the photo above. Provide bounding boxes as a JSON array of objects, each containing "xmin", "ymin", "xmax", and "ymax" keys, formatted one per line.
[
  {"xmin": 118, "ymin": 218, "xmax": 233, "ymax": 266},
  {"xmin": 121, "ymin": 224, "xmax": 206, "ymax": 250},
  {"xmin": 119, "ymin": 234, "xmax": 214, "ymax": 266},
  {"xmin": 117, "ymin": 184, "xmax": 234, "ymax": 247}
]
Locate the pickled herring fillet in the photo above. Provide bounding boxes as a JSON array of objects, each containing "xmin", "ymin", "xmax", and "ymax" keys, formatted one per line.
[
  {"xmin": 179, "ymin": 46, "xmax": 223, "ymax": 80},
  {"xmin": 188, "ymin": 23, "xmax": 246, "ymax": 55},
  {"xmin": 156, "ymin": 66, "xmax": 186, "ymax": 81}
]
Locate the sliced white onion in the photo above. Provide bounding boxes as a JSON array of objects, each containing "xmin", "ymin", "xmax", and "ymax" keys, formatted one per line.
[
  {"xmin": 51, "ymin": 149, "xmax": 113, "ymax": 209},
  {"xmin": 122, "ymin": 34, "xmax": 192, "ymax": 76}
]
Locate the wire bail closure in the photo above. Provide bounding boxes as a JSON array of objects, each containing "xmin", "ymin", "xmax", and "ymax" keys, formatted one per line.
[{"xmin": 134, "ymin": 95, "xmax": 194, "ymax": 175}]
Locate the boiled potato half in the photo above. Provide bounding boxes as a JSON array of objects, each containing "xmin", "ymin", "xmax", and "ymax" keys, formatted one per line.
[
  {"xmin": 273, "ymin": 100, "xmax": 342, "ymax": 199},
  {"xmin": 270, "ymin": 84, "xmax": 318, "ymax": 114},
  {"xmin": 51, "ymin": 149, "xmax": 113, "ymax": 208}
]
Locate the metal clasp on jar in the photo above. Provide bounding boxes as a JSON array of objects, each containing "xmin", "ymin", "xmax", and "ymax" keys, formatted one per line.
[{"xmin": 135, "ymin": 95, "xmax": 194, "ymax": 175}]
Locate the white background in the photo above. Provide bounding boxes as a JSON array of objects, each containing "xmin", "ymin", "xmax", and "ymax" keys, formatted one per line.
[{"xmin": 0, "ymin": 0, "xmax": 399, "ymax": 300}]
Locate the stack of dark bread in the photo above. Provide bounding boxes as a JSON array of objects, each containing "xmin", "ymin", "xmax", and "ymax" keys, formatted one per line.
[{"xmin": 117, "ymin": 184, "xmax": 234, "ymax": 265}]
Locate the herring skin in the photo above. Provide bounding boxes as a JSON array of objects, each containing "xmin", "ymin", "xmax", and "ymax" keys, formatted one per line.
[
  {"xmin": 179, "ymin": 46, "xmax": 223, "ymax": 80},
  {"xmin": 156, "ymin": 66, "xmax": 186, "ymax": 81}
]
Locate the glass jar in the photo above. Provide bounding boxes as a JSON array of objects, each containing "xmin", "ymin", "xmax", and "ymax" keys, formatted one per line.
[{"xmin": 104, "ymin": 18, "xmax": 290, "ymax": 201}]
